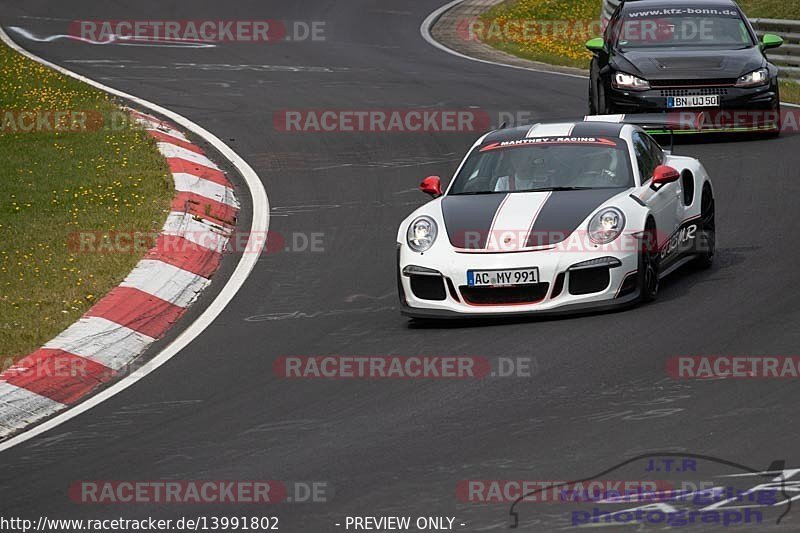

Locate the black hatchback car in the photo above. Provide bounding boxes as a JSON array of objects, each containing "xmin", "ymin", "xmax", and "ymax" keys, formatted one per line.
[{"xmin": 586, "ymin": 0, "xmax": 784, "ymax": 134}]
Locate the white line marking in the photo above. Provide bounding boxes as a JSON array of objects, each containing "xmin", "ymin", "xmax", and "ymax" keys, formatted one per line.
[
  {"xmin": 8, "ymin": 26, "xmax": 216, "ymax": 48},
  {"xmin": 121, "ymin": 259, "xmax": 212, "ymax": 307},
  {"xmin": 0, "ymin": 25, "xmax": 269, "ymax": 452},
  {"xmin": 173, "ymin": 173, "xmax": 240, "ymax": 208},
  {"xmin": 43, "ymin": 317, "xmax": 155, "ymax": 371}
]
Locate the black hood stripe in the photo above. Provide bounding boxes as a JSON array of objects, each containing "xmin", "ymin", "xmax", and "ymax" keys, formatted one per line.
[
  {"xmin": 526, "ymin": 189, "xmax": 622, "ymax": 247},
  {"xmin": 441, "ymin": 194, "xmax": 508, "ymax": 249}
]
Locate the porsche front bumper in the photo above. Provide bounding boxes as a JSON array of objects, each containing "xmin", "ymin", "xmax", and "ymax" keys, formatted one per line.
[{"xmin": 397, "ymin": 239, "xmax": 643, "ymax": 319}]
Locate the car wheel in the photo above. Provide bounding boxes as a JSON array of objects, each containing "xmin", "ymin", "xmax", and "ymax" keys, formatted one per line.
[
  {"xmin": 597, "ymin": 82, "xmax": 615, "ymax": 115},
  {"xmin": 589, "ymin": 85, "xmax": 597, "ymax": 115},
  {"xmin": 639, "ymin": 220, "xmax": 659, "ymax": 303},
  {"xmin": 692, "ymin": 185, "xmax": 715, "ymax": 270}
]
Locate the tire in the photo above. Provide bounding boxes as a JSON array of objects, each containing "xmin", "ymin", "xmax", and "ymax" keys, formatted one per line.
[
  {"xmin": 692, "ymin": 186, "xmax": 715, "ymax": 270},
  {"xmin": 597, "ymin": 83, "xmax": 608, "ymax": 114},
  {"xmin": 589, "ymin": 85, "xmax": 597, "ymax": 115},
  {"xmin": 766, "ymin": 99, "xmax": 781, "ymax": 139},
  {"xmin": 639, "ymin": 220, "xmax": 660, "ymax": 303}
]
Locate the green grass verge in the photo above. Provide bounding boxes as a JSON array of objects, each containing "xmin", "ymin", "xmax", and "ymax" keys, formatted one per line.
[
  {"xmin": 737, "ymin": 0, "xmax": 800, "ymax": 20},
  {"xmin": 781, "ymin": 80, "xmax": 800, "ymax": 104},
  {"xmin": 479, "ymin": 0, "xmax": 597, "ymax": 69},
  {"xmin": 0, "ymin": 42, "xmax": 172, "ymax": 360}
]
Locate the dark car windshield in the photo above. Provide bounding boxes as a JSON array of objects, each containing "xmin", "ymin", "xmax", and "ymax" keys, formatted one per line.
[
  {"xmin": 612, "ymin": 6, "xmax": 755, "ymax": 50},
  {"xmin": 448, "ymin": 137, "xmax": 634, "ymax": 195}
]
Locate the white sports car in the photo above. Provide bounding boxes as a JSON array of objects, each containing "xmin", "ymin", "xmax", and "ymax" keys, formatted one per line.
[{"xmin": 397, "ymin": 115, "xmax": 715, "ymax": 318}]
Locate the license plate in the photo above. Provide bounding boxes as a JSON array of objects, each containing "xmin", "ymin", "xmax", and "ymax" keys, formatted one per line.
[
  {"xmin": 467, "ymin": 268, "xmax": 539, "ymax": 287},
  {"xmin": 667, "ymin": 95, "xmax": 720, "ymax": 108}
]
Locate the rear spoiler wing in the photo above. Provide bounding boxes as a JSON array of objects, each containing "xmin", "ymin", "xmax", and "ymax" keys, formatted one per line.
[{"xmin": 585, "ymin": 112, "xmax": 707, "ymax": 152}]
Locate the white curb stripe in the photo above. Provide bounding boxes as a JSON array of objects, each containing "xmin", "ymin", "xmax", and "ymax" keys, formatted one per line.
[
  {"xmin": 43, "ymin": 317, "xmax": 155, "ymax": 371},
  {"xmin": 157, "ymin": 143, "xmax": 220, "ymax": 169},
  {"xmin": 135, "ymin": 118, "xmax": 190, "ymax": 142},
  {"xmin": 121, "ymin": 259, "xmax": 212, "ymax": 307},
  {"xmin": 173, "ymin": 172, "xmax": 240, "ymax": 208},
  {"xmin": 0, "ymin": 383, "xmax": 64, "ymax": 438},
  {"xmin": 162, "ymin": 211, "xmax": 232, "ymax": 253}
]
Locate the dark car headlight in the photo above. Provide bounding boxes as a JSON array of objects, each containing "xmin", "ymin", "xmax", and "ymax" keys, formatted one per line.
[
  {"xmin": 612, "ymin": 72, "xmax": 650, "ymax": 91},
  {"xmin": 735, "ymin": 68, "xmax": 769, "ymax": 88}
]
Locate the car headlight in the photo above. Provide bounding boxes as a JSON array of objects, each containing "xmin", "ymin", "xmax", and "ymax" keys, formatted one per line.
[
  {"xmin": 735, "ymin": 68, "xmax": 769, "ymax": 88},
  {"xmin": 407, "ymin": 216, "xmax": 438, "ymax": 253},
  {"xmin": 588, "ymin": 207, "xmax": 626, "ymax": 245},
  {"xmin": 613, "ymin": 72, "xmax": 650, "ymax": 91}
]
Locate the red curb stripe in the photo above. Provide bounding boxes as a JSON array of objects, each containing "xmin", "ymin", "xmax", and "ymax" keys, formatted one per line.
[
  {"xmin": 147, "ymin": 130, "xmax": 205, "ymax": 154},
  {"xmin": 172, "ymin": 192, "xmax": 238, "ymax": 226},
  {"xmin": 1, "ymin": 349, "xmax": 115, "ymax": 405},
  {"xmin": 84, "ymin": 286, "xmax": 189, "ymax": 338},
  {"xmin": 167, "ymin": 158, "xmax": 233, "ymax": 187},
  {"xmin": 144, "ymin": 235, "xmax": 222, "ymax": 278}
]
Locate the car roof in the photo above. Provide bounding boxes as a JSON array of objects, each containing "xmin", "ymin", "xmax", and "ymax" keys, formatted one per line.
[
  {"xmin": 619, "ymin": 0, "xmax": 739, "ymax": 10},
  {"xmin": 482, "ymin": 121, "xmax": 626, "ymax": 144}
]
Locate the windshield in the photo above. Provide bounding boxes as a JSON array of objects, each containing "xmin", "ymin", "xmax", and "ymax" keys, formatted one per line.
[
  {"xmin": 613, "ymin": 6, "xmax": 754, "ymax": 50},
  {"xmin": 448, "ymin": 137, "xmax": 634, "ymax": 195}
]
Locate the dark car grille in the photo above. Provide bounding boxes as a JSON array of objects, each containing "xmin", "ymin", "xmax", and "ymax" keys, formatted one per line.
[
  {"xmin": 568, "ymin": 267, "xmax": 611, "ymax": 296},
  {"xmin": 460, "ymin": 283, "xmax": 549, "ymax": 305},
  {"xmin": 409, "ymin": 275, "xmax": 447, "ymax": 301},
  {"xmin": 659, "ymin": 88, "xmax": 729, "ymax": 97},
  {"xmin": 650, "ymin": 78, "xmax": 736, "ymax": 88}
]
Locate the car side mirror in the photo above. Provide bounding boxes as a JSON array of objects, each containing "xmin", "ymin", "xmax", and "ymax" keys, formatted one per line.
[
  {"xmin": 420, "ymin": 176, "xmax": 442, "ymax": 198},
  {"xmin": 585, "ymin": 37, "xmax": 605, "ymax": 53},
  {"xmin": 652, "ymin": 165, "xmax": 680, "ymax": 186},
  {"xmin": 761, "ymin": 34, "xmax": 783, "ymax": 50}
]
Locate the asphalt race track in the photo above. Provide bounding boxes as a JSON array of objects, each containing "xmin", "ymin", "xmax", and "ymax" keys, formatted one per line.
[{"xmin": 2, "ymin": 1, "xmax": 800, "ymax": 531}]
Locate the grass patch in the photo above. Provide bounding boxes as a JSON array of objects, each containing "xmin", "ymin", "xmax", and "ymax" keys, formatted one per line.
[
  {"xmin": 781, "ymin": 80, "xmax": 800, "ymax": 104},
  {"xmin": 0, "ymin": 42, "xmax": 172, "ymax": 359},
  {"xmin": 478, "ymin": 0, "xmax": 598, "ymax": 69},
  {"xmin": 737, "ymin": 0, "xmax": 800, "ymax": 20}
]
